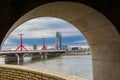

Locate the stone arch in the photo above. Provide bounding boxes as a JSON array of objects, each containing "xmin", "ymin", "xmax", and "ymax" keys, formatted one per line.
[{"xmin": 2, "ymin": 1, "xmax": 120, "ymax": 80}]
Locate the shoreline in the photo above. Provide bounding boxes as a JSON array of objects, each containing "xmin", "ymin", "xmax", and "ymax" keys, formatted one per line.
[{"xmin": 63, "ymin": 53, "xmax": 91, "ymax": 56}]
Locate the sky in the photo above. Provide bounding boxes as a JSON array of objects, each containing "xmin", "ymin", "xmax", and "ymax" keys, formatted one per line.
[{"xmin": 1, "ymin": 17, "xmax": 89, "ymax": 50}]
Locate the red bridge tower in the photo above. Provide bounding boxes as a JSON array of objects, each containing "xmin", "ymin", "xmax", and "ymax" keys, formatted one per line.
[
  {"xmin": 41, "ymin": 38, "xmax": 47, "ymax": 51},
  {"xmin": 15, "ymin": 34, "xmax": 27, "ymax": 51}
]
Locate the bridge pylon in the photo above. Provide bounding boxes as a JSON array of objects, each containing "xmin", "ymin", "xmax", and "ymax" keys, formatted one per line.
[
  {"xmin": 15, "ymin": 34, "xmax": 27, "ymax": 51},
  {"xmin": 41, "ymin": 38, "xmax": 47, "ymax": 51}
]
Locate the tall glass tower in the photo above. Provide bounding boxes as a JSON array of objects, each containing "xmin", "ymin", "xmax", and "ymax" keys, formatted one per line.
[{"xmin": 56, "ymin": 32, "xmax": 62, "ymax": 50}]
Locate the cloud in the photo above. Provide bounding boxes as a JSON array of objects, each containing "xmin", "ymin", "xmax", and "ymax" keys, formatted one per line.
[
  {"xmin": 74, "ymin": 40, "xmax": 88, "ymax": 43},
  {"xmin": 71, "ymin": 39, "xmax": 89, "ymax": 46},
  {"xmin": 9, "ymin": 17, "xmax": 82, "ymax": 39},
  {"xmin": 2, "ymin": 17, "xmax": 88, "ymax": 50}
]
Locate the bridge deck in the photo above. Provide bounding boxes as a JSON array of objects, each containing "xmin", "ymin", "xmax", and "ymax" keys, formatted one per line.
[{"xmin": 0, "ymin": 50, "xmax": 65, "ymax": 55}]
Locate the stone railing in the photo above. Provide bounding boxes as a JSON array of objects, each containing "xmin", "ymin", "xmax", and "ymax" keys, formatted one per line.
[{"xmin": 0, "ymin": 65, "xmax": 87, "ymax": 80}]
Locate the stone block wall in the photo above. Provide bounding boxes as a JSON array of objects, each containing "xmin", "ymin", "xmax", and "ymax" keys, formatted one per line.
[{"xmin": 0, "ymin": 65, "xmax": 86, "ymax": 80}]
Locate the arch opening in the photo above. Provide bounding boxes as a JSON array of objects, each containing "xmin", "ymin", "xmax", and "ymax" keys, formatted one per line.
[
  {"xmin": 1, "ymin": 17, "xmax": 92, "ymax": 80},
  {"xmin": 2, "ymin": 17, "xmax": 89, "ymax": 51},
  {"xmin": 1, "ymin": 1, "xmax": 120, "ymax": 80}
]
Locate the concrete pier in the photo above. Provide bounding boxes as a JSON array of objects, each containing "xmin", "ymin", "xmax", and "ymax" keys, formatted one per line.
[
  {"xmin": 31, "ymin": 52, "xmax": 49, "ymax": 60},
  {"xmin": 5, "ymin": 53, "xmax": 25, "ymax": 64},
  {"xmin": 31, "ymin": 53, "xmax": 41, "ymax": 60},
  {"xmin": 5, "ymin": 54, "xmax": 17, "ymax": 64},
  {"xmin": 17, "ymin": 53, "xmax": 24, "ymax": 62},
  {"xmin": 42, "ymin": 52, "xmax": 48, "ymax": 59}
]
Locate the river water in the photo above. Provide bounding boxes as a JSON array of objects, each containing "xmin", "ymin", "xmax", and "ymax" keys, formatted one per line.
[{"xmin": 0, "ymin": 55, "xmax": 93, "ymax": 80}]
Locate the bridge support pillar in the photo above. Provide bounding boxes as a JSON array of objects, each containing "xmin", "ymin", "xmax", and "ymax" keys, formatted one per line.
[
  {"xmin": 42, "ymin": 52, "xmax": 47, "ymax": 59},
  {"xmin": 55, "ymin": 53, "xmax": 61, "ymax": 56},
  {"xmin": 31, "ymin": 53, "xmax": 41, "ymax": 60},
  {"xmin": 5, "ymin": 54, "xmax": 18, "ymax": 64},
  {"xmin": 17, "ymin": 54, "xmax": 24, "ymax": 62}
]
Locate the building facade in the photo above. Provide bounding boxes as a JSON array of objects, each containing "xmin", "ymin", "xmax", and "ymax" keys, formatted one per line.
[{"xmin": 56, "ymin": 32, "xmax": 62, "ymax": 50}]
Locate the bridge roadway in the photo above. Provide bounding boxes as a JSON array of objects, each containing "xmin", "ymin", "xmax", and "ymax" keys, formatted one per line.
[
  {"xmin": 0, "ymin": 50, "xmax": 65, "ymax": 55},
  {"xmin": 0, "ymin": 50, "xmax": 65, "ymax": 64}
]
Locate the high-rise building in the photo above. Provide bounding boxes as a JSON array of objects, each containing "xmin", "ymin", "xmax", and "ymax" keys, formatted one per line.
[
  {"xmin": 56, "ymin": 32, "xmax": 62, "ymax": 50},
  {"xmin": 62, "ymin": 45, "xmax": 68, "ymax": 51},
  {"xmin": 33, "ymin": 44, "xmax": 37, "ymax": 50}
]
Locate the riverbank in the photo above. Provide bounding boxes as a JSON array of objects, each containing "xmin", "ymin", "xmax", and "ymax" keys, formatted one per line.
[{"xmin": 64, "ymin": 52, "xmax": 91, "ymax": 56}]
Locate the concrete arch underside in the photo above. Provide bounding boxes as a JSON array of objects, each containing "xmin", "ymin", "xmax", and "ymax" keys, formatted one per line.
[{"xmin": 2, "ymin": 2, "xmax": 120, "ymax": 80}]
